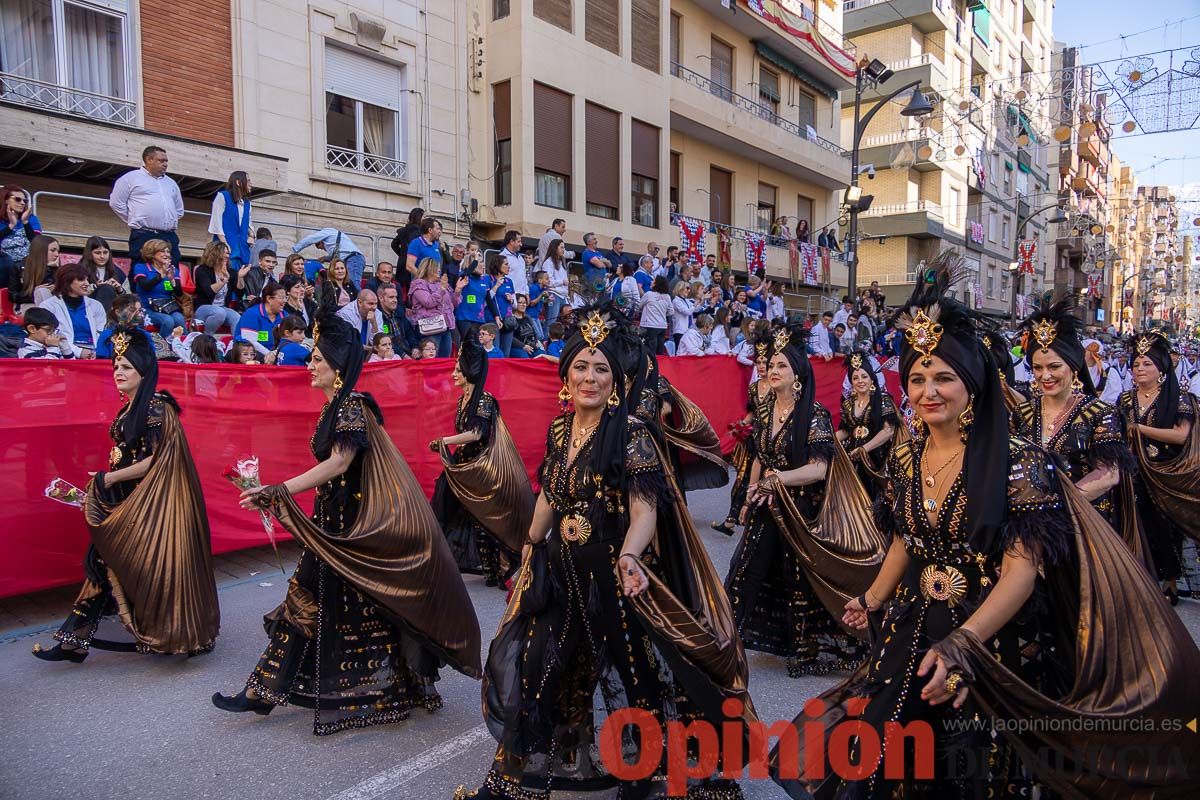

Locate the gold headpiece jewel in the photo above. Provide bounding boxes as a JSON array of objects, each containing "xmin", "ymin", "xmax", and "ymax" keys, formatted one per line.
[
  {"xmin": 755, "ymin": 342, "xmax": 768, "ymax": 357},
  {"xmin": 904, "ymin": 308, "xmax": 944, "ymax": 367},
  {"xmin": 580, "ymin": 311, "xmax": 611, "ymax": 350},
  {"xmin": 312, "ymin": 320, "xmax": 322, "ymax": 346},
  {"xmin": 1031, "ymin": 318, "xmax": 1057, "ymax": 352},
  {"xmin": 1135, "ymin": 334, "xmax": 1153, "ymax": 357},
  {"xmin": 112, "ymin": 332, "xmax": 131, "ymax": 361},
  {"xmin": 850, "ymin": 353, "xmax": 864, "ymax": 370},
  {"xmin": 773, "ymin": 328, "xmax": 791, "ymax": 352}
]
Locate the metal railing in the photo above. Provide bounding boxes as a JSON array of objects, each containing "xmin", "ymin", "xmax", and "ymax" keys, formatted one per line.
[
  {"xmin": 670, "ymin": 63, "xmax": 849, "ymax": 158},
  {"xmin": 859, "ymin": 200, "xmax": 943, "ymax": 217},
  {"xmin": 670, "ymin": 212, "xmax": 848, "ymax": 259},
  {"xmin": 860, "ymin": 127, "xmax": 935, "ymax": 147},
  {"xmin": 326, "ymin": 145, "xmax": 408, "ymax": 180},
  {"xmin": 0, "ymin": 72, "xmax": 137, "ymax": 125},
  {"xmin": 887, "ymin": 52, "xmax": 942, "ymax": 73},
  {"xmin": 845, "ymin": 0, "xmax": 944, "ymax": 11}
]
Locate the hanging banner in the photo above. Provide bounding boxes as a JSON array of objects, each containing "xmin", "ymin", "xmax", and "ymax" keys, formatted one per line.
[
  {"xmin": 787, "ymin": 239, "xmax": 800, "ymax": 288},
  {"xmin": 820, "ymin": 246, "xmax": 832, "ymax": 285},
  {"xmin": 678, "ymin": 216, "xmax": 706, "ymax": 267},
  {"xmin": 745, "ymin": 233, "xmax": 766, "ymax": 275},
  {"xmin": 973, "ymin": 281, "xmax": 984, "ymax": 308},
  {"xmin": 744, "ymin": 0, "xmax": 857, "ymax": 77},
  {"xmin": 1087, "ymin": 272, "xmax": 1103, "ymax": 296},
  {"xmin": 1018, "ymin": 239, "xmax": 1038, "ymax": 275},
  {"xmin": 717, "ymin": 227, "xmax": 733, "ymax": 270},
  {"xmin": 969, "ymin": 221, "xmax": 986, "ymax": 244},
  {"xmin": 799, "ymin": 242, "xmax": 819, "ymax": 285}
]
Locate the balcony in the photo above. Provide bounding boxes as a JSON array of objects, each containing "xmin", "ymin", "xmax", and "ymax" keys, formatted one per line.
[
  {"xmin": 858, "ymin": 199, "xmax": 948, "ymax": 239},
  {"xmin": 1023, "ymin": 0, "xmax": 1036, "ymax": 22},
  {"xmin": 970, "ymin": 38, "xmax": 991, "ymax": 75},
  {"xmin": 1078, "ymin": 130, "xmax": 1109, "ymax": 169},
  {"xmin": 0, "ymin": 72, "xmax": 136, "ymax": 126},
  {"xmin": 1020, "ymin": 41, "xmax": 1035, "ymax": 73},
  {"xmin": 325, "ymin": 145, "xmax": 407, "ymax": 180},
  {"xmin": 843, "ymin": 0, "xmax": 952, "ymax": 36},
  {"xmin": 691, "ymin": 0, "xmax": 856, "ymax": 91},
  {"xmin": 859, "ymin": 53, "xmax": 947, "ymax": 102},
  {"xmin": 857, "ymin": 128, "xmax": 944, "ymax": 172},
  {"xmin": 670, "ymin": 63, "xmax": 850, "ymax": 189}
]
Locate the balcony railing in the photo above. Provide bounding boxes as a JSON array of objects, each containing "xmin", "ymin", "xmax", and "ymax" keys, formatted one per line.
[
  {"xmin": 670, "ymin": 63, "xmax": 849, "ymax": 158},
  {"xmin": 325, "ymin": 145, "xmax": 407, "ymax": 180},
  {"xmin": 886, "ymin": 52, "xmax": 942, "ymax": 73},
  {"xmin": 670, "ymin": 212, "xmax": 848, "ymax": 261},
  {"xmin": 845, "ymin": 0, "xmax": 945, "ymax": 11},
  {"xmin": 860, "ymin": 127, "xmax": 935, "ymax": 147},
  {"xmin": 859, "ymin": 200, "xmax": 943, "ymax": 217},
  {"xmin": 0, "ymin": 72, "xmax": 136, "ymax": 125}
]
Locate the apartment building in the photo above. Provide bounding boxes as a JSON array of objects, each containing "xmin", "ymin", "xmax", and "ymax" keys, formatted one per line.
[
  {"xmin": 465, "ymin": 0, "xmax": 855, "ymax": 302},
  {"xmin": 841, "ymin": 0, "xmax": 1055, "ymax": 315},
  {"xmin": 1103, "ymin": 157, "xmax": 1137, "ymax": 330},
  {"xmin": 1122, "ymin": 185, "xmax": 1183, "ymax": 331},
  {"xmin": 0, "ymin": 0, "xmax": 468, "ymax": 263}
]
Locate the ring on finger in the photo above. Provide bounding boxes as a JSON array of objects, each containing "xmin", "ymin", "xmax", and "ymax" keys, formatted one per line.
[{"xmin": 943, "ymin": 671, "xmax": 964, "ymax": 694}]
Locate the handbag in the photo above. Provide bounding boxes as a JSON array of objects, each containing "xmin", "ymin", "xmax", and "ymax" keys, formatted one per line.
[
  {"xmin": 417, "ymin": 315, "xmax": 447, "ymax": 335},
  {"xmin": 148, "ymin": 297, "xmax": 182, "ymax": 316}
]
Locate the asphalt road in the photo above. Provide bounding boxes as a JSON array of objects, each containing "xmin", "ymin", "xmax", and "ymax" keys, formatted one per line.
[{"xmin": 2, "ymin": 482, "xmax": 1198, "ymax": 800}]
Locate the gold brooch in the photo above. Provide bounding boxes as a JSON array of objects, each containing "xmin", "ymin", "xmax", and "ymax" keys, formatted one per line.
[
  {"xmin": 904, "ymin": 308, "xmax": 944, "ymax": 367},
  {"xmin": 1135, "ymin": 335, "xmax": 1153, "ymax": 357},
  {"xmin": 580, "ymin": 311, "xmax": 610, "ymax": 350},
  {"xmin": 919, "ymin": 564, "xmax": 968, "ymax": 607},
  {"xmin": 755, "ymin": 342, "xmax": 768, "ymax": 357},
  {"xmin": 981, "ymin": 334, "xmax": 993, "ymax": 350},
  {"xmin": 773, "ymin": 328, "xmax": 791, "ymax": 352},
  {"xmin": 559, "ymin": 514, "xmax": 592, "ymax": 544},
  {"xmin": 850, "ymin": 353, "xmax": 863, "ymax": 370},
  {"xmin": 112, "ymin": 332, "xmax": 131, "ymax": 360},
  {"xmin": 1031, "ymin": 318, "xmax": 1057, "ymax": 352},
  {"xmin": 854, "ymin": 425, "xmax": 870, "ymax": 439}
]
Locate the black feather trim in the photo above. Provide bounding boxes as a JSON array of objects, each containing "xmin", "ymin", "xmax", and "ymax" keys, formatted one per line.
[
  {"xmin": 1088, "ymin": 439, "xmax": 1136, "ymax": 475},
  {"xmin": 872, "ymin": 494, "xmax": 897, "ymax": 538},
  {"xmin": 628, "ymin": 469, "xmax": 675, "ymax": 509},
  {"xmin": 329, "ymin": 427, "xmax": 369, "ymax": 454},
  {"xmin": 807, "ymin": 440, "xmax": 836, "ymax": 467},
  {"xmin": 999, "ymin": 506, "xmax": 1073, "ymax": 566}
]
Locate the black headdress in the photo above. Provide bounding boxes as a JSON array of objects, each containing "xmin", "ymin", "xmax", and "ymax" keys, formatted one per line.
[
  {"xmin": 557, "ymin": 303, "xmax": 639, "ymax": 493},
  {"xmin": 767, "ymin": 323, "xmax": 817, "ymax": 467},
  {"xmin": 843, "ymin": 351, "xmax": 883, "ymax": 432},
  {"xmin": 978, "ymin": 323, "xmax": 1016, "ymax": 388},
  {"xmin": 1019, "ymin": 296, "xmax": 1095, "ymax": 395},
  {"xmin": 110, "ymin": 325, "xmax": 173, "ymax": 447},
  {"xmin": 311, "ymin": 292, "xmax": 379, "ymax": 458},
  {"xmin": 456, "ymin": 328, "xmax": 490, "ymax": 427},
  {"xmin": 1127, "ymin": 330, "xmax": 1180, "ymax": 428},
  {"xmin": 891, "ymin": 250, "xmax": 1008, "ymax": 556}
]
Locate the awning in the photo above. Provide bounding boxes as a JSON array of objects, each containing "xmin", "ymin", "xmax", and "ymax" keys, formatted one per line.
[{"xmin": 755, "ymin": 42, "xmax": 838, "ymax": 100}]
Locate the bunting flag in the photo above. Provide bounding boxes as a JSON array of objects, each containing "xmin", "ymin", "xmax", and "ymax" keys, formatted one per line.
[
  {"xmin": 973, "ymin": 281, "xmax": 984, "ymax": 308},
  {"xmin": 1018, "ymin": 240, "xmax": 1038, "ymax": 275},
  {"xmin": 717, "ymin": 227, "xmax": 733, "ymax": 270},
  {"xmin": 745, "ymin": 233, "xmax": 766, "ymax": 275},
  {"xmin": 800, "ymin": 242, "xmax": 820, "ymax": 286},
  {"xmin": 745, "ymin": 0, "xmax": 856, "ymax": 77},
  {"xmin": 678, "ymin": 216, "xmax": 706, "ymax": 267},
  {"xmin": 1087, "ymin": 272, "xmax": 1104, "ymax": 296},
  {"xmin": 820, "ymin": 246, "xmax": 831, "ymax": 285},
  {"xmin": 787, "ymin": 239, "xmax": 800, "ymax": 289}
]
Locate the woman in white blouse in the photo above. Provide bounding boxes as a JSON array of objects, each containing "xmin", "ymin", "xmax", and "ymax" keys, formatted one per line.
[
  {"xmin": 539, "ymin": 239, "xmax": 570, "ymax": 326},
  {"xmin": 709, "ymin": 306, "xmax": 733, "ymax": 355},
  {"xmin": 637, "ymin": 275, "xmax": 674, "ymax": 355},
  {"xmin": 670, "ymin": 282, "xmax": 695, "ymax": 350}
]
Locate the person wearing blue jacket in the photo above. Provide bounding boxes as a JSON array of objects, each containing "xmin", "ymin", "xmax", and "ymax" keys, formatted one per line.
[
  {"xmin": 486, "ymin": 255, "xmax": 515, "ymax": 356},
  {"xmin": 208, "ymin": 172, "xmax": 253, "ymax": 270},
  {"xmin": 454, "ymin": 258, "xmax": 492, "ymax": 338}
]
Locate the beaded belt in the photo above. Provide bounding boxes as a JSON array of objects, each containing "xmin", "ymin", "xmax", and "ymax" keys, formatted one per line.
[{"xmin": 918, "ymin": 564, "xmax": 968, "ymax": 607}]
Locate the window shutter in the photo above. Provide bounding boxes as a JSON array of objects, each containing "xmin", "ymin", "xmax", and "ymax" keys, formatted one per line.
[
  {"xmin": 758, "ymin": 183, "xmax": 776, "ymax": 206},
  {"xmin": 534, "ymin": 82, "xmax": 573, "ymax": 177},
  {"xmin": 325, "ymin": 44, "xmax": 401, "ymax": 110},
  {"xmin": 585, "ymin": 0, "xmax": 620, "ymax": 55},
  {"xmin": 493, "ymin": 81, "xmax": 511, "ymax": 140},
  {"xmin": 631, "ymin": 0, "xmax": 660, "ymax": 73},
  {"xmin": 533, "ymin": 0, "xmax": 572, "ymax": 31},
  {"xmin": 710, "ymin": 39, "xmax": 733, "ymax": 88},
  {"xmin": 631, "ymin": 120, "xmax": 659, "ymax": 179},
  {"xmin": 709, "ymin": 166, "xmax": 732, "ymax": 225},
  {"xmin": 670, "ymin": 152, "xmax": 679, "ymax": 193},
  {"xmin": 586, "ymin": 102, "xmax": 620, "ymax": 209}
]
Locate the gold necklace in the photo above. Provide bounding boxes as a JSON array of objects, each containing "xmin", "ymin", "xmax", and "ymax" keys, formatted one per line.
[
  {"xmin": 571, "ymin": 421, "xmax": 598, "ymax": 450},
  {"xmin": 921, "ymin": 445, "xmax": 963, "ymax": 513},
  {"xmin": 775, "ymin": 403, "xmax": 795, "ymax": 425}
]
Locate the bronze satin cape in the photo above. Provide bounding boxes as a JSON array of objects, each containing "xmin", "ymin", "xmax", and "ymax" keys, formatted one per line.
[
  {"xmin": 772, "ymin": 476, "xmax": 1200, "ymax": 799},
  {"xmin": 437, "ymin": 415, "xmax": 533, "ymax": 555},
  {"xmin": 263, "ymin": 413, "xmax": 483, "ymax": 679},
  {"xmin": 82, "ymin": 404, "xmax": 219, "ymax": 653},
  {"xmin": 662, "ymin": 384, "xmax": 731, "ymax": 492},
  {"xmin": 767, "ymin": 438, "xmax": 890, "ymax": 639},
  {"xmin": 1131, "ymin": 394, "xmax": 1200, "ymax": 544}
]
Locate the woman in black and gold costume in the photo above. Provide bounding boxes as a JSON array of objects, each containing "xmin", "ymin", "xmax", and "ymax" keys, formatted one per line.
[
  {"xmin": 212, "ymin": 303, "xmax": 481, "ymax": 735},
  {"xmin": 836, "ymin": 351, "xmax": 899, "ymax": 490},
  {"xmin": 431, "ymin": 333, "xmax": 530, "ymax": 588},
  {"xmin": 773, "ymin": 256, "xmax": 1200, "ymax": 799},
  {"xmin": 725, "ymin": 326, "xmax": 870, "ymax": 677},
  {"xmin": 1119, "ymin": 330, "xmax": 1199, "ymax": 605},
  {"xmin": 713, "ymin": 338, "xmax": 772, "ymax": 535},
  {"xmin": 457, "ymin": 305, "xmax": 751, "ymax": 800},
  {"xmin": 1011, "ymin": 299, "xmax": 1147, "ymax": 567},
  {"xmin": 33, "ymin": 325, "xmax": 219, "ymax": 663}
]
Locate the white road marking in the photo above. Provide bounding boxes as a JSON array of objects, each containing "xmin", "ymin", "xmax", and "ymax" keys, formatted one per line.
[{"xmin": 325, "ymin": 724, "xmax": 493, "ymax": 800}]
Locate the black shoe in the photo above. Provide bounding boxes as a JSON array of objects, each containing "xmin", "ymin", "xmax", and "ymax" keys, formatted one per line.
[
  {"xmin": 211, "ymin": 689, "xmax": 273, "ymax": 715},
  {"xmin": 32, "ymin": 643, "xmax": 87, "ymax": 663},
  {"xmin": 710, "ymin": 520, "xmax": 736, "ymax": 536},
  {"xmin": 1166, "ymin": 586, "xmax": 1180, "ymax": 607}
]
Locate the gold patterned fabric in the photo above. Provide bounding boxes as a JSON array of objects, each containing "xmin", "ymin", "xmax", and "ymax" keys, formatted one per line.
[
  {"xmin": 83, "ymin": 400, "xmax": 219, "ymax": 653},
  {"xmin": 661, "ymin": 382, "xmax": 731, "ymax": 492},
  {"xmin": 438, "ymin": 413, "xmax": 533, "ymax": 555},
  {"xmin": 262, "ymin": 411, "xmax": 483, "ymax": 679}
]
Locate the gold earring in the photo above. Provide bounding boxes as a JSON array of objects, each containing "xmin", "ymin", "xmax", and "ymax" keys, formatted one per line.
[
  {"xmin": 792, "ymin": 378, "xmax": 802, "ymax": 395},
  {"xmin": 333, "ymin": 373, "xmax": 344, "ymax": 393},
  {"xmin": 912, "ymin": 415, "xmax": 926, "ymax": 438},
  {"xmin": 558, "ymin": 382, "xmax": 571, "ymax": 411},
  {"xmin": 1071, "ymin": 374, "xmax": 1085, "ymax": 394},
  {"xmin": 606, "ymin": 388, "xmax": 620, "ymax": 413},
  {"xmin": 958, "ymin": 397, "xmax": 975, "ymax": 443}
]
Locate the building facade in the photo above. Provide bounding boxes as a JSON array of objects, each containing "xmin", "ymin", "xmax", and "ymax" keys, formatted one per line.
[
  {"xmin": 841, "ymin": 0, "xmax": 1056, "ymax": 316},
  {"xmin": 465, "ymin": 0, "xmax": 856, "ymax": 309},
  {"xmin": 0, "ymin": 0, "xmax": 468, "ymax": 265}
]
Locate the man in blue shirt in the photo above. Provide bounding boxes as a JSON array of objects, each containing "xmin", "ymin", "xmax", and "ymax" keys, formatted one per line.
[
  {"xmin": 405, "ymin": 217, "xmax": 443, "ymax": 279},
  {"xmin": 236, "ymin": 282, "xmax": 287, "ymax": 357},
  {"xmin": 633, "ymin": 255, "xmax": 654, "ymax": 295},
  {"xmin": 580, "ymin": 232, "xmax": 610, "ymax": 298},
  {"xmin": 292, "ymin": 227, "xmax": 366, "ymax": 287},
  {"xmin": 608, "ymin": 237, "xmax": 635, "ymax": 277}
]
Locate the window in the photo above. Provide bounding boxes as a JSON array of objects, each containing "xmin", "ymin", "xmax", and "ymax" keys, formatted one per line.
[
  {"xmin": 795, "ymin": 88, "xmax": 816, "ymax": 133},
  {"xmin": 948, "ymin": 187, "xmax": 961, "ymax": 227},
  {"xmin": 493, "ymin": 81, "xmax": 512, "ymax": 205},
  {"xmin": 1002, "ymin": 215, "xmax": 1011, "ymax": 246},
  {"xmin": 585, "ymin": 102, "xmax": 620, "ymax": 219},
  {"xmin": 325, "ymin": 45, "xmax": 406, "ymax": 179},
  {"xmin": 585, "ymin": 0, "xmax": 620, "ymax": 55},
  {"xmin": 534, "ymin": 83, "xmax": 573, "ymax": 210},
  {"xmin": 670, "ymin": 13, "xmax": 681, "ymax": 73},
  {"xmin": 710, "ymin": 38, "xmax": 734, "ymax": 101},
  {"xmin": 796, "ymin": 195, "xmax": 814, "ymax": 236},
  {"xmin": 987, "ymin": 270, "xmax": 995, "ymax": 298},
  {"xmin": 631, "ymin": 0, "xmax": 660, "ymax": 73},
  {"xmin": 0, "ymin": 0, "xmax": 134, "ymax": 124},
  {"xmin": 670, "ymin": 152, "xmax": 680, "ymax": 213},
  {"xmin": 709, "ymin": 166, "xmax": 732, "ymax": 226},
  {"xmin": 534, "ymin": 0, "xmax": 571, "ymax": 31},
  {"xmin": 631, "ymin": 120, "xmax": 660, "ymax": 227},
  {"xmin": 757, "ymin": 183, "xmax": 777, "ymax": 233},
  {"xmin": 494, "ymin": 0, "xmax": 509, "ymax": 20},
  {"xmin": 758, "ymin": 67, "xmax": 780, "ymax": 117}
]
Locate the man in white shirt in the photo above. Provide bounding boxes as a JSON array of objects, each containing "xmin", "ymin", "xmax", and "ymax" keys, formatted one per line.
[
  {"xmin": 677, "ymin": 315, "xmax": 714, "ymax": 356},
  {"xmin": 831, "ymin": 296, "xmax": 855, "ymax": 329},
  {"xmin": 336, "ymin": 289, "xmax": 385, "ymax": 348},
  {"xmin": 108, "ymin": 145, "xmax": 184, "ymax": 268},
  {"xmin": 535, "ymin": 219, "xmax": 576, "ymax": 265},
  {"xmin": 808, "ymin": 311, "xmax": 834, "ymax": 360},
  {"xmin": 502, "ymin": 230, "xmax": 529, "ymax": 296},
  {"xmin": 293, "ymin": 227, "xmax": 367, "ymax": 288}
]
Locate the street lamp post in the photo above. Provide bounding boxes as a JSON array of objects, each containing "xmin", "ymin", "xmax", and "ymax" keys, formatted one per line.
[
  {"xmin": 1007, "ymin": 202, "xmax": 1067, "ymax": 326},
  {"xmin": 847, "ymin": 63, "xmax": 935, "ymax": 301}
]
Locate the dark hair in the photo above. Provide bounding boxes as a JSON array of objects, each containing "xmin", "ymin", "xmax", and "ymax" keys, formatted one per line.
[
  {"xmin": 552, "ymin": 218, "xmax": 566, "ymax": 228},
  {"xmin": 619, "ymin": 261, "xmax": 635, "ymax": 278},
  {"xmin": 283, "ymin": 253, "xmax": 306, "ymax": 276},
  {"xmin": 255, "ymin": 227, "xmax": 272, "ymax": 239},
  {"xmin": 533, "ymin": 270, "xmax": 547, "ymax": 283},
  {"xmin": 109, "ymin": 293, "xmax": 141, "ymax": 325},
  {"xmin": 280, "ymin": 274, "xmax": 305, "ymax": 293},
  {"xmin": 548, "ymin": 321, "xmax": 565, "ymax": 339},
  {"xmin": 479, "ymin": 322, "xmax": 499, "ymax": 336},
  {"xmin": 225, "ymin": 170, "xmax": 250, "ymax": 203},
  {"xmin": 834, "ymin": 323, "xmax": 846, "ymax": 332},
  {"xmin": 486, "ymin": 254, "xmax": 505, "ymax": 277},
  {"xmin": 141, "ymin": 145, "xmax": 165, "ymax": 161},
  {"xmin": 190, "ymin": 334, "xmax": 221, "ymax": 363},
  {"xmin": 418, "ymin": 337, "xmax": 438, "ymax": 352},
  {"xmin": 666, "ymin": 245, "xmax": 679, "ymax": 255},
  {"xmin": 226, "ymin": 341, "xmax": 258, "ymax": 364},
  {"xmin": 257, "ymin": 249, "xmax": 277, "ymax": 262},
  {"xmin": 2, "ymin": 184, "xmax": 27, "ymax": 204},
  {"xmin": 22, "ymin": 235, "xmax": 58, "ymax": 296},
  {"xmin": 22, "ymin": 306, "xmax": 57, "ymax": 332},
  {"xmin": 52, "ymin": 263, "xmax": 88, "ymax": 297},
  {"xmin": 262, "ymin": 281, "xmax": 285, "ymax": 300},
  {"xmin": 546, "ymin": 238, "xmax": 566, "ymax": 265},
  {"xmin": 278, "ymin": 315, "xmax": 307, "ymax": 336},
  {"xmin": 612, "ymin": 237, "xmax": 624, "ymax": 245},
  {"xmin": 652, "ymin": 276, "xmax": 669, "ymax": 294},
  {"xmin": 78, "ymin": 236, "xmax": 114, "ymax": 278},
  {"xmin": 372, "ymin": 331, "xmax": 393, "ymax": 349},
  {"xmin": 420, "ymin": 217, "xmax": 441, "ymax": 235},
  {"xmin": 514, "ymin": 293, "xmax": 529, "ymax": 305},
  {"xmin": 822, "ymin": 311, "xmax": 834, "ymax": 319},
  {"xmin": 407, "ymin": 207, "xmax": 424, "ymax": 225},
  {"xmin": 503, "ymin": 230, "xmax": 521, "ymax": 247}
]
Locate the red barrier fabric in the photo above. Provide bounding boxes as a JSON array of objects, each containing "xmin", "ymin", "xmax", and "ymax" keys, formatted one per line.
[{"xmin": 1, "ymin": 356, "xmax": 901, "ymax": 598}]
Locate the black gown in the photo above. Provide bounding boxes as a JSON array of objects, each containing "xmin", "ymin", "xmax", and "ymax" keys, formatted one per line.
[
  {"xmin": 246, "ymin": 392, "xmax": 443, "ymax": 735},
  {"xmin": 837, "ymin": 392, "xmax": 899, "ymax": 489},
  {"xmin": 722, "ymin": 379, "xmax": 768, "ymax": 528},
  {"xmin": 724, "ymin": 394, "xmax": 862, "ymax": 675}
]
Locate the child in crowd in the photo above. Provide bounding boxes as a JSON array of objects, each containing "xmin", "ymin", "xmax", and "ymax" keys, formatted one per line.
[
  {"xmin": 226, "ymin": 340, "xmax": 260, "ymax": 364},
  {"xmin": 170, "ymin": 330, "xmax": 229, "ymax": 363},
  {"xmin": 478, "ymin": 323, "xmax": 504, "ymax": 359},
  {"xmin": 369, "ymin": 332, "xmax": 404, "ymax": 362},
  {"xmin": 528, "ymin": 270, "xmax": 550, "ymax": 340},
  {"xmin": 415, "ymin": 338, "xmax": 439, "ymax": 359},
  {"xmin": 18, "ymin": 307, "xmax": 74, "ymax": 359},
  {"xmin": 272, "ymin": 316, "xmax": 312, "ymax": 366},
  {"xmin": 545, "ymin": 321, "xmax": 565, "ymax": 359}
]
